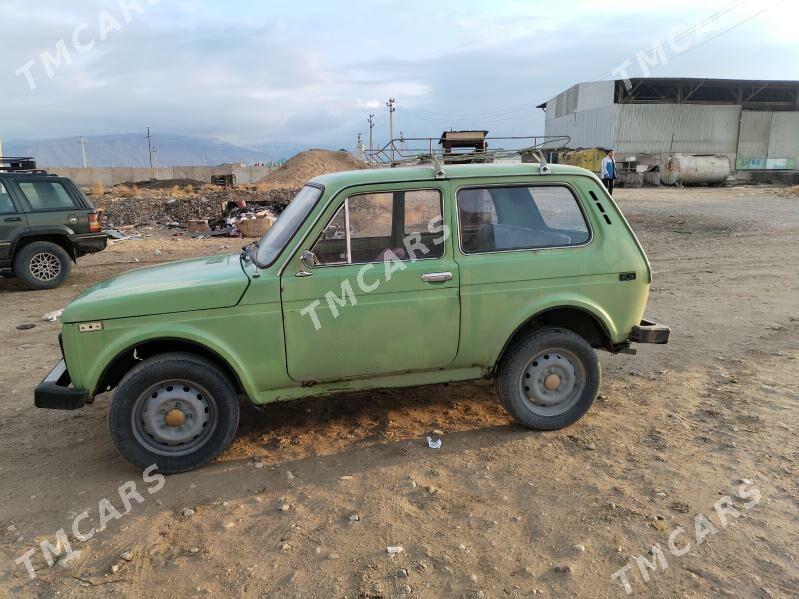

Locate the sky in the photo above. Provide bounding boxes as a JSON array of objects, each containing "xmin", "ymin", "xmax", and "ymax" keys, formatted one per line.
[{"xmin": 1, "ymin": 0, "xmax": 798, "ymax": 150}]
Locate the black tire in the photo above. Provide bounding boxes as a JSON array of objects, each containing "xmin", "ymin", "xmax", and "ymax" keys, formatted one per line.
[
  {"xmin": 497, "ymin": 327, "xmax": 600, "ymax": 430},
  {"xmin": 108, "ymin": 352, "xmax": 240, "ymax": 474},
  {"xmin": 13, "ymin": 241, "xmax": 72, "ymax": 290}
]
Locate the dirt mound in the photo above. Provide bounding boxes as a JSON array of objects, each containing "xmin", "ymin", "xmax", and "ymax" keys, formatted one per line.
[{"xmin": 256, "ymin": 149, "xmax": 367, "ymax": 189}]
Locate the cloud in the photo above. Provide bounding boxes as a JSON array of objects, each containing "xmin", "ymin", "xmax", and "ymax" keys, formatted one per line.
[{"xmin": 1, "ymin": 0, "xmax": 796, "ymax": 149}]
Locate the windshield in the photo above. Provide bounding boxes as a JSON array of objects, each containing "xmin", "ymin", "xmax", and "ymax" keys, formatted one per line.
[{"xmin": 254, "ymin": 185, "xmax": 323, "ymax": 268}]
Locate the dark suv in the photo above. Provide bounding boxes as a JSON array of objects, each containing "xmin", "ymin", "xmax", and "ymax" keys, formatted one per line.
[{"xmin": 0, "ymin": 158, "xmax": 106, "ymax": 290}]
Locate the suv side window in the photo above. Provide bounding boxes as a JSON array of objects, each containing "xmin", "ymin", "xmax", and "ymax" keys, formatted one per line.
[
  {"xmin": 458, "ymin": 185, "xmax": 589, "ymax": 253},
  {"xmin": 17, "ymin": 181, "xmax": 77, "ymax": 211},
  {"xmin": 0, "ymin": 182, "xmax": 16, "ymax": 214},
  {"xmin": 313, "ymin": 189, "xmax": 443, "ymax": 265}
]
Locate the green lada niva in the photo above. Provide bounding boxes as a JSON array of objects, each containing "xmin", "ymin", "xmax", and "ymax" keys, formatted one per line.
[{"xmin": 35, "ymin": 160, "xmax": 669, "ymax": 473}]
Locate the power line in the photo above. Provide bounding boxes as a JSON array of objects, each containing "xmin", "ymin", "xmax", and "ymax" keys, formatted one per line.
[{"xmin": 396, "ymin": 0, "xmax": 758, "ymax": 124}]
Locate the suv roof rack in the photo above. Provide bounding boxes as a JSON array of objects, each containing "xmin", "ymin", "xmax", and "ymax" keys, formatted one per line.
[
  {"xmin": 0, "ymin": 156, "xmax": 48, "ymax": 175},
  {"xmin": 366, "ymin": 135, "xmax": 569, "ymax": 177}
]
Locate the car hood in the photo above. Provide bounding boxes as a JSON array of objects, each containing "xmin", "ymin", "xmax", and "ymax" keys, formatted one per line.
[{"xmin": 62, "ymin": 254, "xmax": 251, "ymax": 323}]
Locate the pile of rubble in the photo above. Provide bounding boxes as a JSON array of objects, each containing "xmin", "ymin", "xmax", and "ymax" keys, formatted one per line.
[{"xmin": 96, "ymin": 187, "xmax": 301, "ymax": 238}]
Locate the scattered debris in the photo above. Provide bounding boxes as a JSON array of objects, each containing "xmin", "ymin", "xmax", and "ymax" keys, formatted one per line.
[
  {"xmin": 426, "ymin": 436, "xmax": 442, "ymax": 449},
  {"xmin": 42, "ymin": 309, "xmax": 63, "ymax": 322},
  {"xmin": 15, "ymin": 323, "xmax": 35, "ymax": 331},
  {"xmin": 387, "ymin": 546, "xmax": 404, "ymax": 555}
]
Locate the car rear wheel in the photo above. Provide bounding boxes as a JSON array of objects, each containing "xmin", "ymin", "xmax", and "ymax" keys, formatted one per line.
[
  {"xmin": 108, "ymin": 353, "xmax": 240, "ymax": 474},
  {"xmin": 497, "ymin": 327, "xmax": 600, "ymax": 430},
  {"xmin": 14, "ymin": 241, "xmax": 72, "ymax": 290}
]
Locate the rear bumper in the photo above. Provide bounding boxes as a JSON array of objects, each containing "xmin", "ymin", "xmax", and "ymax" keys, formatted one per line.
[
  {"xmin": 34, "ymin": 360, "xmax": 87, "ymax": 410},
  {"xmin": 630, "ymin": 319, "xmax": 670, "ymax": 344},
  {"xmin": 70, "ymin": 233, "xmax": 107, "ymax": 257}
]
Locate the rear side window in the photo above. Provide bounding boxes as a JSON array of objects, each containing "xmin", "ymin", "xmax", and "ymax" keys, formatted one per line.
[
  {"xmin": 18, "ymin": 181, "xmax": 77, "ymax": 211},
  {"xmin": 0, "ymin": 182, "xmax": 16, "ymax": 214},
  {"xmin": 458, "ymin": 186, "xmax": 589, "ymax": 253}
]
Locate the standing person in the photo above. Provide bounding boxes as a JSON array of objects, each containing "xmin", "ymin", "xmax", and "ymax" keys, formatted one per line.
[{"xmin": 601, "ymin": 149, "xmax": 617, "ymax": 195}]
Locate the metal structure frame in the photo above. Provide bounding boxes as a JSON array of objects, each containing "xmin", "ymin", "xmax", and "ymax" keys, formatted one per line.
[
  {"xmin": 612, "ymin": 78, "xmax": 799, "ymax": 111},
  {"xmin": 364, "ymin": 135, "xmax": 571, "ymax": 170}
]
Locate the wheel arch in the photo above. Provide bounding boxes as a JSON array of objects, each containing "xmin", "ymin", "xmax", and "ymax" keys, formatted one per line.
[
  {"xmin": 93, "ymin": 337, "xmax": 246, "ymax": 399},
  {"xmin": 15, "ymin": 234, "xmax": 76, "ymax": 261},
  {"xmin": 493, "ymin": 305, "xmax": 614, "ymax": 373}
]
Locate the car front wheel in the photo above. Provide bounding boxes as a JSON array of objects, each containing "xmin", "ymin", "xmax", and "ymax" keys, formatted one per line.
[
  {"xmin": 497, "ymin": 327, "xmax": 600, "ymax": 430},
  {"xmin": 108, "ymin": 353, "xmax": 240, "ymax": 474}
]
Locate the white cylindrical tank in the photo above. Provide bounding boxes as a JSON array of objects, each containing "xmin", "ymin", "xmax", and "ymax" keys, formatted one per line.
[{"xmin": 660, "ymin": 154, "xmax": 731, "ymax": 186}]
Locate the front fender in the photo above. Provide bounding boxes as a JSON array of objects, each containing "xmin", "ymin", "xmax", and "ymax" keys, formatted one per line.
[{"xmin": 68, "ymin": 305, "xmax": 288, "ymax": 401}]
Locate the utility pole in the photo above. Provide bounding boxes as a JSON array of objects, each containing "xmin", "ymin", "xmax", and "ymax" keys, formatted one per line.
[
  {"xmin": 367, "ymin": 114, "xmax": 374, "ymax": 164},
  {"xmin": 386, "ymin": 98, "xmax": 396, "ymax": 160},
  {"xmin": 78, "ymin": 136, "xmax": 88, "ymax": 168},
  {"xmin": 146, "ymin": 127, "xmax": 155, "ymax": 179}
]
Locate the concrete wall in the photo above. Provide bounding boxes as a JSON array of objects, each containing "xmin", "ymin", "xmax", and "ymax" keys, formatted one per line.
[
  {"xmin": 767, "ymin": 112, "xmax": 799, "ymax": 167},
  {"xmin": 40, "ymin": 165, "xmax": 276, "ymax": 186}
]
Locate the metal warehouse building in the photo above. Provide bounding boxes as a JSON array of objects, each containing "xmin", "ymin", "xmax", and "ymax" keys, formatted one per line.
[{"xmin": 538, "ymin": 78, "xmax": 799, "ymax": 180}]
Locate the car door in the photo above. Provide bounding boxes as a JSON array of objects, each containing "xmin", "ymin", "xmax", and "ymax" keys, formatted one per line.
[
  {"xmin": 280, "ymin": 182, "xmax": 460, "ymax": 382},
  {"xmin": 0, "ymin": 179, "xmax": 30, "ymax": 265}
]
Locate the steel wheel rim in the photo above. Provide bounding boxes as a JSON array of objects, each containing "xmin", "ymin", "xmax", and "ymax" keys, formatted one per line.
[
  {"xmin": 519, "ymin": 347, "xmax": 586, "ymax": 416},
  {"xmin": 131, "ymin": 379, "xmax": 218, "ymax": 457},
  {"xmin": 29, "ymin": 252, "xmax": 62, "ymax": 281}
]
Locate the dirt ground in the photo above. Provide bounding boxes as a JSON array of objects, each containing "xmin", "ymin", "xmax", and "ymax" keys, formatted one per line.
[{"xmin": 0, "ymin": 186, "xmax": 797, "ymax": 598}]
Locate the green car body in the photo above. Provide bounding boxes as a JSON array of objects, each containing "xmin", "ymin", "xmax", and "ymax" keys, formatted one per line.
[{"xmin": 36, "ymin": 162, "xmax": 668, "ymax": 472}]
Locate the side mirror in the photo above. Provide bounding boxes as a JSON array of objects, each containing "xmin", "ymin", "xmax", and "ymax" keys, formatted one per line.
[{"xmin": 296, "ymin": 250, "xmax": 315, "ymax": 277}]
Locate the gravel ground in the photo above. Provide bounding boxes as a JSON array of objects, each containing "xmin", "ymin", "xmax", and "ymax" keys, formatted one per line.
[{"xmin": 0, "ymin": 186, "xmax": 796, "ymax": 598}]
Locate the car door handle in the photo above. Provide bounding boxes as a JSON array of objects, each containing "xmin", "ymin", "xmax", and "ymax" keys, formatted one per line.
[
  {"xmin": 3, "ymin": 216, "xmax": 22, "ymax": 222},
  {"xmin": 421, "ymin": 271, "xmax": 453, "ymax": 282}
]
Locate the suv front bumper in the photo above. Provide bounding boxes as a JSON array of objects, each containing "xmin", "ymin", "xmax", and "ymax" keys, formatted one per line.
[
  {"xmin": 630, "ymin": 319, "xmax": 670, "ymax": 344},
  {"xmin": 34, "ymin": 360, "xmax": 87, "ymax": 410}
]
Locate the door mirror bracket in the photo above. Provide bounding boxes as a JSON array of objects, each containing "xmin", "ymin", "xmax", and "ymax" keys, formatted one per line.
[{"xmin": 296, "ymin": 250, "xmax": 315, "ymax": 277}]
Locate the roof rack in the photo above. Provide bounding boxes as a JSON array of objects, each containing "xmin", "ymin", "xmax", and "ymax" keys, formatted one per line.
[
  {"xmin": 366, "ymin": 135, "xmax": 569, "ymax": 177},
  {"xmin": 0, "ymin": 156, "xmax": 47, "ymax": 174}
]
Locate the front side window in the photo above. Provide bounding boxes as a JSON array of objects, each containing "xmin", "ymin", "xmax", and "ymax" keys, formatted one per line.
[
  {"xmin": 0, "ymin": 182, "xmax": 16, "ymax": 214},
  {"xmin": 312, "ymin": 189, "xmax": 443, "ymax": 265},
  {"xmin": 18, "ymin": 181, "xmax": 77, "ymax": 211},
  {"xmin": 255, "ymin": 185, "xmax": 323, "ymax": 267},
  {"xmin": 458, "ymin": 186, "xmax": 589, "ymax": 253}
]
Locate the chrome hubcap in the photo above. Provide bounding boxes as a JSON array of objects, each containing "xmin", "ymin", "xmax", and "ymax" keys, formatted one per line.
[
  {"xmin": 519, "ymin": 348, "xmax": 585, "ymax": 416},
  {"xmin": 132, "ymin": 381, "xmax": 216, "ymax": 456},
  {"xmin": 29, "ymin": 252, "xmax": 61, "ymax": 281}
]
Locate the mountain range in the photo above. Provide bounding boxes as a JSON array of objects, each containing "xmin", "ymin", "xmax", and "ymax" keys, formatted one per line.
[{"xmin": 1, "ymin": 133, "xmax": 309, "ymax": 167}]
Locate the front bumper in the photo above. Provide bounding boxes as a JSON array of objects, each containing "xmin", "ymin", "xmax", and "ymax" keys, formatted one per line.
[
  {"xmin": 630, "ymin": 319, "xmax": 670, "ymax": 344},
  {"xmin": 34, "ymin": 360, "xmax": 87, "ymax": 410}
]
